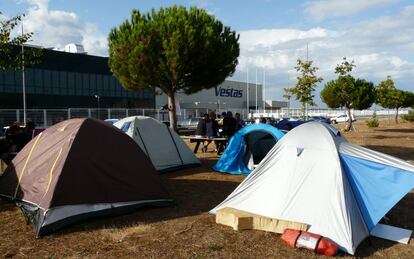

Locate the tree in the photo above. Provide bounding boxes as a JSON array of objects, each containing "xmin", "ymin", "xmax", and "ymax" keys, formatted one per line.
[
  {"xmin": 108, "ymin": 6, "xmax": 240, "ymax": 131},
  {"xmin": 0, "ymin": 12, "xmax": 41, "ymax": 70},
  {"xmin": 285, "ymin": 59, "xmax": 323, "ymax": 119},
  {"xmin": 320, "ymin": 57, "xmax": 375, "ymax": 131},
  {"xmin": 376, "ymin": 76, "xmax": 414, "ymax": 123}
]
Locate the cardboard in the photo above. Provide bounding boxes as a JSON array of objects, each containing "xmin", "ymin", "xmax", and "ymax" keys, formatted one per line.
[{"xmin": 216, "ymin": 207, "xmax": 308, "ymax": 233}]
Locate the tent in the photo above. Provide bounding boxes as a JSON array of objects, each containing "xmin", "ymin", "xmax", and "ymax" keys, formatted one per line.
[
  {"xmin": 213, "ymin": 124, "xmax": 284, "ymax": 174},
  {"xmin": 114, "ymin": 116, "xmax": 200, "ymax": 172},
  {"xmin": 275, "ymin": 119, "xmax": 308, "ymax": 130},
  {"xmin": 0, "ymin": 118, "xmax": 173, "ymax": 237},
  {"xmin": 210, "ymin": 122, "xmax": 414, "ymax": 254},
  {"xmin": 0, "ymin": 159, "xmax": 7, "ymax": 176}
]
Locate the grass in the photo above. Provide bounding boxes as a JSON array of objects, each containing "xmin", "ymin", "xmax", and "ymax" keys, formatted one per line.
[{"xmin": 0, "ymin": 120, "xmax": 413, "ymax": 258}]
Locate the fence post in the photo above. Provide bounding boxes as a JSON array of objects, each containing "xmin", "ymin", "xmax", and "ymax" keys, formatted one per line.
[
  {"xmin": 126, "ymin": 109, "xmax": 129, "ymax": 117},
  {"xmin": 88, "ymin": 109, "xmax": 91, "ymax": 118},
  {"xmin": 108, "ymin": 109, "xmax": 111, "ymax": 119},
  {"xmin": 68, "ymin": 108, "xmax": 71, "ymax": 119},
  {"xmin": 16, "ymin": 109, "xmax": 20, "ymax": 123},
  {"xmin": 157, "ymin": 110, "xmax": 160, "ymax": 121},
  {"xmin": 142, "ymin": 109, "xmax": 145, "ymax": 116},
  {"xmin": 43, "ymin": 109, "xmax": 47, "ymax": 128}
]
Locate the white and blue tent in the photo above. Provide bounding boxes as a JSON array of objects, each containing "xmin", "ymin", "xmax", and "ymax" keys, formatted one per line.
[
  {"xmin": 211, "ymin": 122, "xmax": 414, "ymax": 254},
  {"xmin": 213, "ymin": 124, "xmax": 284, "ymax": 174}
]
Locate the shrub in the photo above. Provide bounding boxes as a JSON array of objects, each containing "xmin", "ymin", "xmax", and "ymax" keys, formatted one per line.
[
  {"xmin": 366, "ymin": 112, "xmax": 379, "ymax": 128},
  {"xmin": 402, "ymin": 110, "xmax": 414, "ymax": 122}
]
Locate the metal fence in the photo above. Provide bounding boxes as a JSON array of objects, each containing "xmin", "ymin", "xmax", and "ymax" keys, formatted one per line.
[{"xmin": 0, "ymin": 107, "xmax": 409, "ymax": 128}]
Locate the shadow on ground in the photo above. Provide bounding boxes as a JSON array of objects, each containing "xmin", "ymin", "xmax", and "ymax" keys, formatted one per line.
[
  {"xmin": 355, "ymin": 192, "xmax": 414, "ymax": 257},
  {"xmin": 51, "ymin": 175, "xmax": 240, "ymax": 237},
  {"xmin": 363, "ymin": 145, "xmax": 414, "ymax": 161},
  {"xmin": 377, "ymin": 128, "xmax": 414, "ymax": 134}
]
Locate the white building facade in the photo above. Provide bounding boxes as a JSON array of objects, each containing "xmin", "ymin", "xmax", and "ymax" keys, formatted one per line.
[{"xmin": 156, "ymin": 80, "xmax": 287, "ymax": 114}]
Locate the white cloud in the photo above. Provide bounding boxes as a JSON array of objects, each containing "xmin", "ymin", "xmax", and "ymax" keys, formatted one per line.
[
  {"xmin": 304, "ymin": 0, "xmax": 397, "ymax": 22},
  {"xmin": 231, "ymin": 6, "xmax": 414, "ymax": 106},
  {"xmin": 19, "ymin": 0, "xmax": 107, "ymax": 56}
]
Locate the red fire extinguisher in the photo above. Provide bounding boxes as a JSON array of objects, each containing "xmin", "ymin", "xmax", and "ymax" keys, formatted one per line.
[{"xmin": 280, "ymin": 229, "xmax": 338, "ymax": 256}]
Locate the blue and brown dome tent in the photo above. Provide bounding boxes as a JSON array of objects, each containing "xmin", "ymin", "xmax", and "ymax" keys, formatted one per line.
[{"xmin": 214, "ymin": 124, "xmax": 284, "ymax": 174}]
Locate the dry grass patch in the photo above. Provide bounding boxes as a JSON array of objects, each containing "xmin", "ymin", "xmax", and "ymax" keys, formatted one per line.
[{"xmin": 0, "ymin": 120, "xmax": 413, "ymax": 258}]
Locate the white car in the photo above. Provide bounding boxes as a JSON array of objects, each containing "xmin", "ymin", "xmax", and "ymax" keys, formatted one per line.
[{"xmin": 330, "ymin": 114, "xmax": 356, "ymax": 124}]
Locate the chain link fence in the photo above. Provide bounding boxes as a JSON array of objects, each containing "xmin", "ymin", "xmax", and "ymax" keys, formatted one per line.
[{"xmin": 0, "ymin": 107, "xmax": 409, "ymax": 128}]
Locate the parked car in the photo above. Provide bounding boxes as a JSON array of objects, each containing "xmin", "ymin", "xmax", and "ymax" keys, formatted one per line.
[
  {"xmin": 288, "ymin": 116, "xmax": 301, "ymax": 121},
  {"xmin": 309, "ymin": 116, "xmax": 331, "ymax": 124},
  {"xmin": 330, "ymin": 114, "xmax": 356, "ymax": 124},
  {"xmin": 178, "ymin": 117, "xmax": 201, "ymax": 134}
]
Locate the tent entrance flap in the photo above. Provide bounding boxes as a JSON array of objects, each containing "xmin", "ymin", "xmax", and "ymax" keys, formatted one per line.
[
  {"xmin": 213, "ymin": 124, "xmax": 285, "ymax": 175},
  {"xmin": 243, "ymin": 132, "xmax": 277, "ymax": 166},
  {"xmin": 370, "ymin": 224, "xmax": 412, "ymax": 244}
]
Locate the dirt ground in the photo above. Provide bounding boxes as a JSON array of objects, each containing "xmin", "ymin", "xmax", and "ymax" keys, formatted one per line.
[{"xmin": 0, "ymin": 119, "xmax": 413, "ymax": 258}]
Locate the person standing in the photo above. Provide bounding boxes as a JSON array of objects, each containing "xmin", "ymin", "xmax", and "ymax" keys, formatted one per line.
[
  {"xmin": 223, "ymin": 111, "xmax": 237, "ymax": 138},
  {"xmin": 202, "ymin": 113, "xmax": 215, "ymax": 152},
  {"xmin": 235, "ymin": 113, "xmax": 245, "ymax": 131},
  {"xmin": 195, "ymin": 114, "xmax": 208, "ymax": 136}
]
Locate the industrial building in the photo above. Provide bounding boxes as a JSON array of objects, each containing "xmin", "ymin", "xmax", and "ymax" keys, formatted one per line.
[
  {"xmin": 0, "ymin": 45, "xmax": 153, "ymax": 109},
  {"xmin": 1, "ymin": 44, "xmax": 287, "ymax": 114},
  {"xmin": 156, "ymin": 80, "xmax": 288, "ymax": 114}
]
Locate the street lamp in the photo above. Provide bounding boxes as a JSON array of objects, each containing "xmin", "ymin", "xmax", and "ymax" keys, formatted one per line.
[
  {"xmin": 94, "ymin": 94, "xmax": 100, "ymax": 119},
  {"xmin": 194, "ymin": 101, "xmax": 200, "ymax": 117}
]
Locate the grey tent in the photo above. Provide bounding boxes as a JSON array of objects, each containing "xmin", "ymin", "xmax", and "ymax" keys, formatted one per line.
[{"xmin": 114, "ymin": 116, "xmax": 200, "ymax": 172}]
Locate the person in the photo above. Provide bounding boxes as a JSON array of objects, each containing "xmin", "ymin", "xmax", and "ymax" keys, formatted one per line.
[
  {"xmin": 218, "ymin": 111, "xmax": 227, "ymax": 126},
  {"xmin": 24, "ymin": 120, "xmax": 36, "ymax": 140},
  {"xmin": 7, "ymin": 123, "xmax": 27, "ymax": 153},
  {"xmin": 260, "ymin": 117, "xmax": 267, "ymax": 124},
  {"xmin": 195, "ymin": 114, "xmax": 208, "ymax": 136},
  {"xmin": 266, "ymin": 118, "xmax": 273, "ymax": 125},
  {"xmin": 209, "ymin": 111, "xmax": 219, "ymax": 137},
  {"xmin": 208, "ymin": 111, "xmax": 220, "ymax": 152},
  {"xmin": 235, "ymin": 113, "xmax": 245, "ymax": 131},
  {"xmin": 202, "ymin": 113, "xmax": 216, "ymax": 152},
  {"xmin": 222, "ymin": 111, "xmax": 237, "ymax": 138}
]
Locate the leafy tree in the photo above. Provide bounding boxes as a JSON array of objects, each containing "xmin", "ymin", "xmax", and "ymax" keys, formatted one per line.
[
  {"xmin": 108, "ymin": 6, "xmax": 240, "ymax": 131},
  {"xmin": 285, "ymin": 59, "xmax": 323, "ymax": 119},
  {"xmin": 320, "ymin": 57, "xmax": 375, "ymax": 131},
  {"xmin": 0, "ymin": 12, "xmax": 41, "ymax": 70},
  {"xmin": 376, "ymin": 76, "xmax": 414, "ymax": 123},
  {"xmin": 320, "ymin": 80, "xmax": 342, "ymax": 108},
  {"xmin": 352, "ymin": 79, "xmax": 376, "ymax": 110}
]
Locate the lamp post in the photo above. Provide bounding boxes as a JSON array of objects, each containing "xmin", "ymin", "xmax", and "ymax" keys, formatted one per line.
[
  {"xmin": 21, "ymin": 24, "xmax": 27, "ymax": 126},
  {"xmin": 94, "ymin": 95, "xmax": 100, "ymax": 119},
  {"xmin": 194, "ymin": 101, "xmax": 200, "ymax": 117}
]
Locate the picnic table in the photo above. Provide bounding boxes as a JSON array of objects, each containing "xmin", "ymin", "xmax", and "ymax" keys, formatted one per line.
[{"xmin": 181, "ymin": 135, "xmax": 228, "ymax": 154}]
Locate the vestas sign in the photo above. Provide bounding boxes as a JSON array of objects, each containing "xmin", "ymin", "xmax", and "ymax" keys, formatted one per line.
[{"xmin": 214, "ymin": 87, "xmax": 243, "ymax": 98}]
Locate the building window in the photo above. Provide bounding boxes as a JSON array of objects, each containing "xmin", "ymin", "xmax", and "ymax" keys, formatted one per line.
[
  {"xmin": 44, "ymin": 70, "xmax": 52, "ymax": 87},
  {"xmin": 68, "ymin": 72, "xmax": 75, "ymax": 89},
  {"xmin": 59, "ymin": 71, "xmax": 67, "ymax": 90},
  {"xmin": 90, "ymin": 74, "xmax": 97, "ymax": 95},
  {"xmin": 26, "ymin": 69, "xmax": 34, "ymax": 87},
  {"xmin": 34, "ymin": 69, "xmax": 43, "ymax": 94}
]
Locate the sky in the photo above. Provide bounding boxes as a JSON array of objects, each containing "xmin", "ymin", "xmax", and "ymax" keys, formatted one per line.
[{"xmin": 1, "ymin": 0, "xmax": 414, "ymax": 107}]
